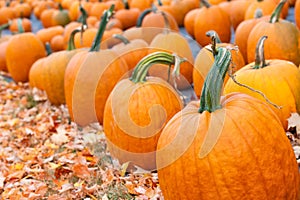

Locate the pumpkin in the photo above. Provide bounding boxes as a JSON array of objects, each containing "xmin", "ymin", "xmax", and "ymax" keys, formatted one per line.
[
  {"xmin": 194, "ymin": 0, "xmax": 231, "ymax": 47},
  {"xmin": 49, "ymin": 34, "xmax": 65, "ymax": 52},
  {"xmin": 136, "ymin": 6, "xmax": 179, "ymax": 32},
  {"xmin": 247, "ymin": 0, "xmax": 300, "ymax": 65},
  {"xmin": 114, "ymin": 0, "xmax": 141, "ymax": 30},
  {"xmin": 157, "ymin": 46, "xmax": 300, "ymax": 200},
  {"xmin": 42, "ymin": 28, "xmax": 84, "ymax": 105},
  {"xmin": 244, "ymin": 0, "xmax": 277, "ymax": 20},
  {"xmin": 0, "ymin": 23, "xmax": 11, "ymax": 72},
  {"xmin": 234, "ymin": 9, "xmax": 266, "ymax": 63},
  {"xmin": 111, "ymin": 34, "xmax": 149, "ymax": 70},
  {"xmin": 9, "ymin": 18, "xmax": 32, "ymax": 33},
  {"xmin": 129, "ymin": 0, "xmax": 153, "ymax": 11},
  {"xmin": 183, "ymin": 8, "xmax": 200, "ymax": 39},
  {"xmin": 64, "ymin": 5, "xmax": 128, "ymax": 126},
  {"xmin": 51, "ymin": 3, "xmax": 70, "ymax": 27},
  {"xmin": 14, "ymin": 2, "xmax": 32, "ymax": 18},
  {"xmin": 0, "ymin": 4, "xmax": 15, "ymax": 25},
  {"xmin": 193, "ymin": 30, "xmax": 245, "ymax": 97},
  {"xmin": 36, "ymin": 25, "xmax": 64, "ymax": 45},
  {"xmin": 103, "ymin": 51, "xmax": 184, "ymax": 170},
  {"xmin": 225, "ymin": 35, "xmax": 300, "ymax": 129},
  {"xmin": 219, "ymin": 0, "xmax": 251, "ymax": 30},
  {"xmin": 29, "ymin": 57, "xmax": 47, "ymax": 90},
  {"xmin": 40, "ymin": 8, "xmax": 56, "ymax": 28},
  {"xmin": 6, "ymin": 32, "xmax": 47, "ymax": 83},
  {"xmin": 295, "ymin": 0, "xmax": 300, "ymax": 29},
  {"xmin": 148, "ymin": 28, "xmax": 195, "ymax": 90}
]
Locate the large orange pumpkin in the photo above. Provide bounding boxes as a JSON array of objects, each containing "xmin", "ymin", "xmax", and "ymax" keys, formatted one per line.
[
  {"xmin": 225, "ymin": 36, "xmax": 300, "ymax": 130},
  {"xmin": 157, "ymin": 46, "xmax": 300, "ymax": 200},
  {"xmin": 103, "ymin": 51, "xmax": 184, "ymax": 170},
  {"xmin": 6, "ymin": 32, "xmax": 47, "ymax": 83}
]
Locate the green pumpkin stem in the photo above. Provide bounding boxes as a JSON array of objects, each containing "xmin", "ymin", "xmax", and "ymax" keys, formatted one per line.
[
  {"xmin": 253, "ymin": 35, "xmax": 268, "ymax": 69},
  {"xmin": 67, "ymin": 27, "xmax": 83, "ymax": 51},
  {"xmin": 113, "ymin": 34, "xmax": 130, "ymax": 44},
  {"xmin": 45, "ymin": 42, "xmax": 53, "ymax": 55},
  {"xmin": 269, "ymin": 0, "xmax": 286, "ymax": 23},
  {"xmin": 136, "ymin": 8, "xmax": 153, "ymax": 27},
  {"xmin": 123, "ymin": 0, "xmax": 130, "ymax": 9},
  {"xmin": 199, "ymin": 47, "xmax": 232, "ymax": 113},
  {"xmin": 206, "ymin": 30, "xmax": 222, "ymax": 57},
  {"xmin": 0, "ymin": 22, "xmax": 10, "ymax": 37},
  {"xmin": 130, "ymin": 51, "xmax": 186, "ymax": 83},
  {"xmin": 16, "ymin": 18, "xmax": 24, "ymax": 33},
  {"xmin": 89, "ymin": 4, "xmax": 115, "ymax": 52},
  {"xmin": 77, "ymin": 4, "xmax": 88, "ymax": 26},
  {"xmin": 201, "ymin": 0, "xmax": 211, "ymax": 8},
  {"xmin": 157, "ymin": 0, "xmax": 163, "ymax": 6}
]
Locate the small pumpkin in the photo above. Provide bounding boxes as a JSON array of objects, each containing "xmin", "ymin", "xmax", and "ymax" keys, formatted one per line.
[
  {"xmin": 247, "ymin": 0, "xmax": 300, "ymax": 65},
  {"xmin": 136, "ymin": 6, "xmax": 179, "ymax": 32},
  {"xmin": 148, "ymin": 23, "xmax": 195, "ymax": 90},
  {"xmin": 225, "ymin": 35, "xmax": 300, "ymax": 129},
  {"xmin": 193, "ymin": 30, "xmax": 245, "ymax": 97},
  {"xmin": 157, "ymin": 46, "xmax": 300, "ymax": 200},
  {"xmin": 51, "ymin": 3, "xmax": 70, "ymax": 27},
  {"xmin": 64, "ymin": 5, "xmax": 128, "ymax": 126},
  {"xmin": 6, "ymin": 32, "xmax": 47, "ymax": 82},
  {"xmin": 103, "ymin": 51, "xmax": 184, "ymax": 170},
  {"xmin": 194, "ymin": 0, "xmax": 231, "ymax": 47},
  {"xmin": 111, "ymin": 34, "xmax": 149, "ymax": 70},
  {"xmin": 234, "ymin": 9, "xmax": 266, "ymax": 63}
]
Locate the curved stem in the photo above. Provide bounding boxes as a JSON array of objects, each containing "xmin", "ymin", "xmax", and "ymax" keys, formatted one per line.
[
  {"xmin": 67, "ymin": 27, "xmax": 83, "ymax": 51},
  {"xmin": 136, "ymin": 8, "xmax": 153, "ymax": 27},
  {"xmin": 253, "ymin": 36, "xmax": 268, "ymax": 69},
  {"xmin": 89, "ymin": 4, "xmax": 115, "ymax": 52},
  {"xmin": 269, "ymin": 0, "xmax": 286, "ymax": 23},
  {"xmin": 206, "ymin": 30, "xmax": 222, "ymax": 57},
  {"xmin": 113, "ymin": 34, "xmax": 130, "ymax": 44},
  {"xmin": 199, "ymin": 47, "xmax": 232, "ymax": 113},
  {"xmin": 77, "ymin": 4, "xmax": 88, "ymax": 26},
  {"xmin": 130, "ymin": 51, "xmax": 185, "ymax": 83}
]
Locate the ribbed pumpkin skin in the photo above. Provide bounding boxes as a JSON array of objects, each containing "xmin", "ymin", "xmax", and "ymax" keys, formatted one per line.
[
  {"xmin": 157, "ymin": 93, "xmax": 299, "ymax": 200},
  {"xmin": 194, "ymin": 6, "xmax": 231, "ymax": 47},
  {"xmin": 104, "ymin": 77, "xmax": 183, "ymax": 170},
  {"xmin": 64, "ymin": 50, "xmax": 128, "ymax": 126},
  {"xmin": 148, "ymin": 32, "xmax": 195, "ymax": 90},
  {"xmin": 6, "ymin": 33, "xmax": 47, "ymax": 82},
  {"xmin": 224, "ymin": 60, "xmax": 300, "ymax": 129},
  {"xmin": 247, "ymin": 20, "xmax": 300, "ymax": 65},
  {"xmin": 43, "ymin": 49, "xmax": 81, "ymax": 105}
]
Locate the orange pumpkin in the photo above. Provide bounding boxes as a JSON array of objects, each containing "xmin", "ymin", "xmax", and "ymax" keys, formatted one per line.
[
  {"xmin": 157, "ymin": 46, "xmax": 300, "ymax": 200},
  {"xmin": 234, "ymin": 9, "xmax": 266, "ymax": 63},
  {"xmin": 136, "ymin": 7, "xmax": 179, "ymax": 32},
  {"xmin": 194, "ymin": 0, "xmax": 231, "ymax": 47},
  {"xmin": 36, "ymin": 25, "xmax": 64, "ymax": 45},
  {"xmin": 6, "ymin": 32, "xmax": 47, "ymax": 82},
  {"xmin": 148, "ymin": 29, "xmax": 195, "ymax": 90},
  {"xmin": 193, "ymin": 31, "xmax": 245, "ymax": 97},
  {"xmin": 225, "ymin": 36, "xmax": 300, "ymax": 129},
  {"xmin": 114, "ymin": 0, "xmax": 141, "ymax": 30},
  {"xmin": 103, "ymin": 52, "xmax": 184, "ymax": 170},
  {"xmin": 64, "ymin": 5, "xmax": 128, "ymax": 126},
  {"xmin": 9, "ymin": 18, "xmax": 32, "ymax": 33},
  {"xmin": 0, "ymin": 5, "xmax": 15, "ymax": 25},
  {"xmin": 111, "ymin": 34, "xmax": 149, "ymax": 70},
  {"xmin": 247, "ymin": 0, "xmax": 300, "ymax": 65}
]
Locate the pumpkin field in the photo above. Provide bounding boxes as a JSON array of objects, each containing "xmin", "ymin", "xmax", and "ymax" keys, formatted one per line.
[{"xmin": 0, "ymin": 0, "xmax": 300, "ymax": 199}]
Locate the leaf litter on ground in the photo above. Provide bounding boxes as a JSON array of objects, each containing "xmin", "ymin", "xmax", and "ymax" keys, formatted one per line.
[{"xmin": 0, "ymin": 71, "xmax": 299, "ymax": 199}]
